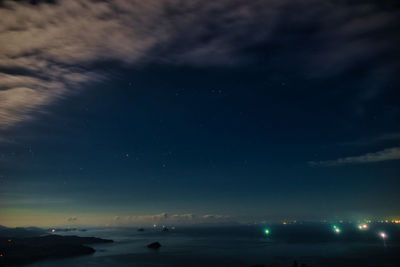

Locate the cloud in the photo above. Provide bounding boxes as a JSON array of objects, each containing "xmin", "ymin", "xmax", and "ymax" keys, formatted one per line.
[
  {"xmin": 0, "ymin": 0, "xmax": 398, "ymax": 131},
  {"xmin": 66, "ymin": 216, "xmax": 78, "ymax": 222},
  {"xmin": 309, "ymin": 147, "xmax": 400, "ymax": 166},
  {"xmin": 0, "ymin": 0, "xmax": 153, "ymax": 129},
  {"xmin": 111, "ymin": 212, "xmax": 231, "ymax": 225},
  {"xmin": 341, "ymin": 133, "xmax": 400, "ymax": 147}
]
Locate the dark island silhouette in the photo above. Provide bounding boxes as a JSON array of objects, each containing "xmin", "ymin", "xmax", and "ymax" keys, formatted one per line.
[
  {"xmin": 147, "ymin": 241, "xmax": 161, "ymax": 249},
  {"xmin": 0, "ymin": 226, "xmax": 113, "ymax": 266}
]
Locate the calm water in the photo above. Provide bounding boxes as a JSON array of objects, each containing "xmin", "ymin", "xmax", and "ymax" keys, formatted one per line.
[{"xmin": 30, "ymin": 224, "xmax": 400, "ymax": 267}]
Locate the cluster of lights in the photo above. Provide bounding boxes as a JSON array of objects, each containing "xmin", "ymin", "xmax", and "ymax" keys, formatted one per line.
[
  {"xmin": 375, "ymin": 219, "xmax": 400, "ymax": 224},
  {"xmin": 259, "ymin": 224, "xmax": 389, "ymax": 244},
  {"xmin": 351, "ymin": 224, "xmax": 389, "ymax": 241},
  {"xmin": 358, "ymin": 224, "xmax": 368, "ymax": 230},
  {"xmin": 377, "ymin": 219, "xmax": 400, "ymax": 224}
]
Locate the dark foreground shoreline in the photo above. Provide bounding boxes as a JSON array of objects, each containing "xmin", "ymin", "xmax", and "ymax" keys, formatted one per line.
[{"xmin": 0, "ymin": 235, "xmax": 113, "ymax": 266}]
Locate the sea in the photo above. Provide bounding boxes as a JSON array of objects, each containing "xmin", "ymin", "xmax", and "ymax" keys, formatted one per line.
[{"xmin": 30, "ymin": 223, "xmax": 400, "ymax": 267}]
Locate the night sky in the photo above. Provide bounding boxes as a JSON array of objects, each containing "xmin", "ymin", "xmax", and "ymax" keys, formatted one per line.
[{"xmin": 0, "ymin": 0, "xmax": 399, "ymax": 227}]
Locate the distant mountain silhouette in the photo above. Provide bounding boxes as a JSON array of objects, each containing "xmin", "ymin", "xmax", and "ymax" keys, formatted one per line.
[{"xmin": 0, "ymin": 225, "xmax": 46, "ymax": 238}]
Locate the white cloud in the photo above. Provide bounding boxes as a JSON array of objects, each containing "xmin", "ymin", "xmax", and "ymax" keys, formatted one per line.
[
  {"xmin": 0, "ymin": 0, "xmax": 162, "ymax": 129},
  {"xmin": 0, "ymin": 0, "xmax": 397, "ymax": 131},
  {"xmin": 309, "ymin": 147, "xmax": 400, "ymax": 166}
]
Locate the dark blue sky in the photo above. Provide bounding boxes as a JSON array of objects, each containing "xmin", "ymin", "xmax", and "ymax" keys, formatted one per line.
[{"xmin": 0, "ymin": 0, "xmax": 399, "ymax": 226}]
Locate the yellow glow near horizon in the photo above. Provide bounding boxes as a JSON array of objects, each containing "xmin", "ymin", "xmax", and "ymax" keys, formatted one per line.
[{"xmin": 0, "ymin": 211, "xmax": 115, "ymax": 228}]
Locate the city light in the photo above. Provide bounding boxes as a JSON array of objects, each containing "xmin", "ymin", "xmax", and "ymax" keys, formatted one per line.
[{"xmin": 358, "ymin": 224, "xmax": 368, "ymax": 230}]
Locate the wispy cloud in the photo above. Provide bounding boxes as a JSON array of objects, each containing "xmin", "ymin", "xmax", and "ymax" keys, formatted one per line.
[
  {"xmin": 0, "ymin": 0, "xmax": 398, "ymax": 131},
  {"xmin": 309, "ymin": 147, "xmax": 400, "ymax": 167},
  {"xmin": 340, "ymin": 133, "xmax": 400, "ymax": 147}
]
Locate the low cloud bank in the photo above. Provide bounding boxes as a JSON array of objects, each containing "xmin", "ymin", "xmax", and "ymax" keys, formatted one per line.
[{"xmin": 111, "ymin": 212, "xmax": 232, "ymax": 226}]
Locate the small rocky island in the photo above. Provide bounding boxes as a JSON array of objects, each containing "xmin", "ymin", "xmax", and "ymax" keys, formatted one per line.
[
  {"xmin": 147, "ymin": 241, "xmax": 161, "ymax": 249},
  {"xmin": 0, "ymin": 226, "xmax": 113, "ymax": 266}
]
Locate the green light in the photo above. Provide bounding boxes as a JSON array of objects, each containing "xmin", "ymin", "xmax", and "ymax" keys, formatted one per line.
[
  {"xmin": 264, "ymin": 228, "xmax": 270, "ymax": 235},
  {"xmin": 332, "ymin": 225, "xmax": 341, "ymax": 234}
]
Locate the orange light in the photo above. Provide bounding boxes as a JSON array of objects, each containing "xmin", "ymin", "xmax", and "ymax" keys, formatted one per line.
[
  {"xmin": 283, "ymin": 221, "xmax": 287, "ymax": 225},
  {"xmin": 7, "ymin": 239, "xmax": 11, "ymax": 243}
]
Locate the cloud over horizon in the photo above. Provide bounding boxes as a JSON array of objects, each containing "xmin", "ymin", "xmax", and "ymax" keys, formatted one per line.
[
  {"xmin": 0, "ymin": 0, "xmax": 399, "ymax": 133},
  {"xmin": 309, "ymin": 147, "xmax": 400, "ymax": 166},
  {"xmin": 111, "ymin": 212, "xmax": 232, "ymax": 226},
  {"xmin": 66, "ymin": 216, "xmax": 78, "ymax": 222}
]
